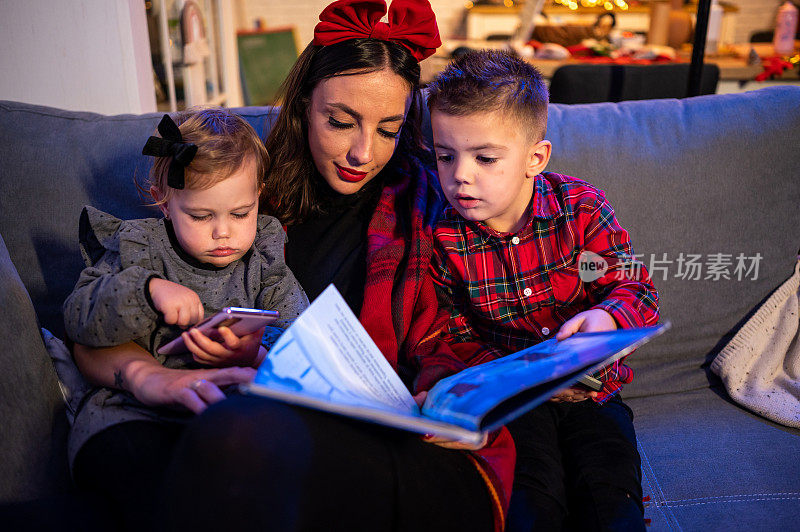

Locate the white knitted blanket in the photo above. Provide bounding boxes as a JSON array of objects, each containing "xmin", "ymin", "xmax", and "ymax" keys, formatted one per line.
[{"xmin": 710, "ymin": 259, "xmax": 800, "ymax": 428}]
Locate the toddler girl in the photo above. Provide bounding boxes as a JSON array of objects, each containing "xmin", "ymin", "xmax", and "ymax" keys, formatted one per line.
[{"xmin": 64, "ymin": 108, "xmax": 308, "ymax": 373}]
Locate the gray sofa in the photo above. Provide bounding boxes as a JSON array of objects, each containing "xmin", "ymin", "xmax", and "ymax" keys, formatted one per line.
[{"xmin": 1, "ymin": 88, "xmax": 799, "ymax": 530}]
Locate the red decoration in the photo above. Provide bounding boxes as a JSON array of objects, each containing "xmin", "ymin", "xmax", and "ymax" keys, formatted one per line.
[
  {"xmin": 313, "ymin": 0, "xmax": 441, "ymax": 62},
  {"xmin": 756, "ymin": 55, "xmax": 796, "ymax": 81},
  {"xmin": 567, "ymin": 44, "xmax": 593, "ymax": 57}
]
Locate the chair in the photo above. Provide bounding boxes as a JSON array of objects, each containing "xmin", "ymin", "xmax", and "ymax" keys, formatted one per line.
[
  {"xmin": 750, "ymin": 29, "xmax": 800, "ymax": 42},
  {"xmin": 749, "ymin": 30, "xmax": 774, "ymax": 43},
  {"xmin": 548, "ymin": 63, "xmax": 720, "ymax": 104}
]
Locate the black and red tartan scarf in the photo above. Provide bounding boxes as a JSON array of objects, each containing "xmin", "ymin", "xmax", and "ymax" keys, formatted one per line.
[{"xmin": 359, "ymin": 156, "xmax": 515, "ymax": 531}]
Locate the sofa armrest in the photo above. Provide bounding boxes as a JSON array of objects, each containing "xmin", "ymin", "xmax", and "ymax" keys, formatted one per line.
[{"xmin": 0, "ymin": 233, "xmax": 71, "ymax": 502}]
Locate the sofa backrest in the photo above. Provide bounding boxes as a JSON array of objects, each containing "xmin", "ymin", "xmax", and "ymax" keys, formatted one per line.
[
  {"xmin": 1, "ymin": 87, "xmax": 799, "ymax": 397},
  {"xmin": 545, "ymin": 87, "xmax": 800, "ymax": 396}
]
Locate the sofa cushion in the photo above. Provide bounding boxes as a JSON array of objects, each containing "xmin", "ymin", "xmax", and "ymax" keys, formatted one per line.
[
  {"xmin": 0, "ymin": 101, "xmax": 278, "ymax": 337},
  {"xmin": 710, "ymin": 260, "xmax": 800, "ymax": 428},
  {"xmin": 546, "ymin": 87, "xmax": 800, "ymax": 396},
  {"xmin": 629, "ymin": 386, "xmax": 800, "ymax": 530},
  {"xmin": 41, "ymin": 328, "xmax": 92, "ymax": 425}
]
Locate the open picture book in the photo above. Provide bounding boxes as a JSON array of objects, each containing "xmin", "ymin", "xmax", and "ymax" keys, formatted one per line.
[{"xmin": 242, "ymin": 285, "xmax": 669, "ymax": 445}]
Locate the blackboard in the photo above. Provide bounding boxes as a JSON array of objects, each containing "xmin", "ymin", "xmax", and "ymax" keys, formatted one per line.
[{"xmin": 237, "ymin": 28, "xmax": 299, "ymax": 106}]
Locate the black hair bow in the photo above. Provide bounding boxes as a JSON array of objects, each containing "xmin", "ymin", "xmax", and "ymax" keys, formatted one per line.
[{"xmin": 141, "ymin": 114, "xmax": 198, "ymax": 189}]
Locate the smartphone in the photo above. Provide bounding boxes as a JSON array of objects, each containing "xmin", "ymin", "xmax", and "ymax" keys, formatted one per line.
[
  {"xmin": 576, "ymin": 374, "xmax": 604, "ymax": 392},
  {"xmin": 157, "ymin": 307, "xmax": 280, "ymax": 356}
]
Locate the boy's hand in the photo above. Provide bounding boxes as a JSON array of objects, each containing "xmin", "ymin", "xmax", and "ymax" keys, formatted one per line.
[
  {"xmin": 182, "ymin": 325, "xmax": 267, "ymax": 368},
  {"xmin": 555, "ymin": 308, "xmax": 617, "ymax": 341},
  {"xmin": 148, "ymin": 278, "xmax": 205, "ymax": 328},
  {"xmin": 413, "ymin": 390, "xmax": 428, "ymax": 408},
  {"xmin": 549, "ymin": 386, "xmax": 598, "ymax": 403},
  {"xmin": 552, "ymin": 309, "xmax": 615, "ymax": 403}
]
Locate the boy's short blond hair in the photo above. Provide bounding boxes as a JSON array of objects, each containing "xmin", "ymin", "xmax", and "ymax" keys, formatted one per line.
[
  {"xmin": 145, "ymin": 107, "xmax": 268, "ymax": 205},
  {"xmin": 426, "ymin": 50, "xmax": 549, "ymax": 142}
]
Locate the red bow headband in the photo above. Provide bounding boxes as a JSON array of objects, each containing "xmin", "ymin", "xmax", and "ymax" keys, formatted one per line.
[{"xmin": 313, "ymin": 0, "xmax": 441, "ymax": 62}]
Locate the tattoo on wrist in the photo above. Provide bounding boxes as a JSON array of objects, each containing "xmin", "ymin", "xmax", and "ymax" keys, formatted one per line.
[{"xmin": 114, "ymin": 370, "xmax": 125, "ymax": 390}]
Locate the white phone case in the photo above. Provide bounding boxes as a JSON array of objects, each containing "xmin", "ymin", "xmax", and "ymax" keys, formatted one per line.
[{"xmin": 157, "ymin": 307, "xmax": 279, "ymax": 356}]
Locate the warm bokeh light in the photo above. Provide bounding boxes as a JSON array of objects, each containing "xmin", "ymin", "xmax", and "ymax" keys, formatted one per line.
[{"xmin": 553, "ymin": 0, "xmax": 628, "ymax": 9}]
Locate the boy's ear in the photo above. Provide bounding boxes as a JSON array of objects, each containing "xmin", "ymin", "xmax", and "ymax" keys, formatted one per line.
[
  {"xmin": 150, "ymin": 186, "xmax": 170, "ymax": 218},
  {"xmin": 526, "ymin": 140, "xmax": 552, "ymax": 179}
]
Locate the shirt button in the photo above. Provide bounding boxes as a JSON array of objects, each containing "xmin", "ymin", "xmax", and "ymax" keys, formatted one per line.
[
  {"xmin": 511, "ymin": 236, "xmax": 520, "ymax": 245},
  {"xmin": 523, "ymin": 287, "xmax": 532, "ymax": 297},
  {"xmin": 542, "ymin": 327, "xmax": 550, "ymax": 335}
]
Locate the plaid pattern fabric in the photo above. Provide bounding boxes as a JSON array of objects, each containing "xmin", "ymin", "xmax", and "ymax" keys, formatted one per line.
[
  {"xmin": 432, "ymin": 172, "xmax": 660, "ymax": 403},
  {"xmin": 359, "ymin": 156, "xmax": 515, "ymax": 530}
]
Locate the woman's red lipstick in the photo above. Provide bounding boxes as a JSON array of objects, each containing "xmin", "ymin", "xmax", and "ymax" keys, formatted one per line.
[{"xmin": 335, "ymin": 164, "xmax": 368, "ymax": 183}]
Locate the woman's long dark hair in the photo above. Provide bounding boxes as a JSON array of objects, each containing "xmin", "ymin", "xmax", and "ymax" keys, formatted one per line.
[{"xmin": 261, "ymin": 38, "xmax": 428, "ymax": 225}]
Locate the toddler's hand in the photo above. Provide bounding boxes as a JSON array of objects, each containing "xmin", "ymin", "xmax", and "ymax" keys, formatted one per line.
[
  {"xmin": 182, "ymin": 325, "xmax": 267, "ymax": 368},
  {"xmin": 549, "ymin": 386, "xmax": 598, "ymax": 403},
  {"xmin": 148, "ymin": 278, "xmax": 205, "ymax": 328},
  {"xmin": 555, "ymin": 308, "xmax": 617, "ymax": 341}
]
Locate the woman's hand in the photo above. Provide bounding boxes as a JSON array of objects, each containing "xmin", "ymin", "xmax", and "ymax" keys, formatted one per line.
[
  {"xmin": 555, "ymin": 308, "xmax": 617, "ymax": 341},
  {"xmin": 548, "ymin": 386, "xmax": 598, "ymax": 403},
  {"xmin": 72, "ymin": 341, "xmax": 255, "ymax": 414},
  {"xmin": 127, "ymin": 362, "xmax": 256, "ymax": 414},
  {"xmin": 421, "ymin": 432, "xmax": 489, "ymax": 450},
  {"xmin": 413, "ymin": 391, "xmax": 489, "ymax": 450},
  {"xmin": 148, "ymin": 278, "xmax": 205, "ymax": 328},
  {"xmin": 181, "ymin": 326, "xmax": 267, "ymax": 368}
]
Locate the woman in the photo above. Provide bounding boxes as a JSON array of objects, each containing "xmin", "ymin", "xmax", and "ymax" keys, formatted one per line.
[{"xmin": 70, "ymin": 1, "xmax": 514, "ymax": 530}]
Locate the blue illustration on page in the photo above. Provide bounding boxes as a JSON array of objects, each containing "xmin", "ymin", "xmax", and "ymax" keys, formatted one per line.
[{"xmin": 423, "ymin": 326, "xmax": 667, "ymax": 432}]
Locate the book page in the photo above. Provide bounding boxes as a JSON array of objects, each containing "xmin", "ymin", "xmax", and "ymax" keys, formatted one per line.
[{"xmin": 254, "ymin": 285, "xmax": 418, "ymax": 413}]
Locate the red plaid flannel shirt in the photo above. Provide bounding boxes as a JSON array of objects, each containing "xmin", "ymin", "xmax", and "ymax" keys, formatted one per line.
[{"xmin": 431, "ymin": 172, "xmax": 660, "ymax": 403}]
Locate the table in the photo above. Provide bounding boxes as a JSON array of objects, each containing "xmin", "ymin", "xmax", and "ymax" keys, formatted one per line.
[
  {"xmin": 464, "ymin": 3, "xmax": 739, "ymax": 44},
  {"xmin": 421, "ymin": 40, "xmax": 800, "ymax": 91}
]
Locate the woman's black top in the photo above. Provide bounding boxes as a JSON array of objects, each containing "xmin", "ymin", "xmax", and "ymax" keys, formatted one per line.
[{"xmin": 285, "ymin": 175, "xmax": 384, "ymax": 316}]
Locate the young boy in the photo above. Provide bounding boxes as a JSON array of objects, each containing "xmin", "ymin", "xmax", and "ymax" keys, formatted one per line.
[{"xmin": 427, "ymin": 50, "xmax": 659, "ymax": 531}]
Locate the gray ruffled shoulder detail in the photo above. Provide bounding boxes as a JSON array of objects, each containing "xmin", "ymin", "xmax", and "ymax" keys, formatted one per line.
[
  {"xmin": 78, "ymin": 205, "xmax": 159, "ymax": 268},
  {"xmin": 79, "ymin": 206, "xmax": 122, "ymax": 265},
  {"xmin": 253, "ymin": 214, "xmax": 288, "ymax": 266}
]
